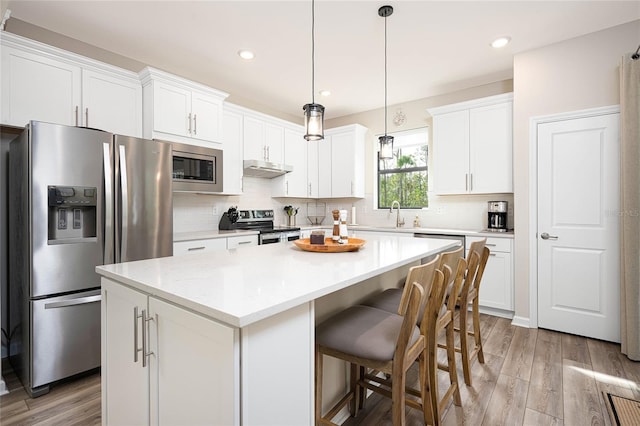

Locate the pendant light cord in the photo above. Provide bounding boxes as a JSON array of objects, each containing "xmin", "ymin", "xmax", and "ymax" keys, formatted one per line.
[
  {"xmin": 311, "ymin": 0, "xmax": 316, "ymax": 104},
  {"xmin": 384, "ymin": 12, "xmax": 388, "ymax": 137}
]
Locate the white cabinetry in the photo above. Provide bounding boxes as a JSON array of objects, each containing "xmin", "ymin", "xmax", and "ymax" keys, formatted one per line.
[
  {"xmin": 173, "ymin": 238, "xmax": 227, "ymax": 256},
  {"xmin": 466, "ymin": 236, "xmax": 513, "ymax": 315},
  {"xmin": 429, "ymin": 93, "xmax": 513, "ymax": 194},
  {"xmin": 307, "ymin": 140, "xmax": 320, "ymax": 198},
  {"xmin": 318, "ymin": 124, "xmax": 367, "ymax": 198},
  {"xmin": 140, "ymin": 67, "xmax": 228, "ymax": 148},
  {"xmin": 223, "ymin": 106, "xmax": 244, "ymax": 194},
  {"xmin": 243, "ymin": 115, "xmax": 285, "ymax": 164},
  {"xmin": 1, "ymin": 33, "xmax": 142, "ymax": 137},
  {"xmin": 227, "ymin": 234, "xmax": 258, "ymax": 249},
  {"xmin": 272, "ymin": 128, "xmax": 308, "ymax": 197},
  {"xmin": 101, "ymin": 279, "xmax": 238, "ymax": 425}
]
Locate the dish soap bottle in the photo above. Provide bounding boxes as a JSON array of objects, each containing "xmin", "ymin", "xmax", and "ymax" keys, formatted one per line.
[{"xmin": 413, "ymin": 215, "xmax": 421, "ymax": 228}]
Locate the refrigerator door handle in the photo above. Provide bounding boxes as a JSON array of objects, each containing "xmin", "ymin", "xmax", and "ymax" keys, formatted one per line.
[
  {"xmin": 103, "ymin": 142, "xmax": 114, "ymax": 265},
  {"xmin": 118, "ymin": 144, "xmax": 129, "ymax": 263},
  {"xmin": 44, "ymin": 294, "xmax": 101, "ymax": 309}
]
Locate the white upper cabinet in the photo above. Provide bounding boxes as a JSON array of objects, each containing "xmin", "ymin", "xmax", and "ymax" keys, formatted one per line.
[
  {"xmin": 1, "ymin": 33, "xmax": 142, "ymax": 137},
  {"xmin": 243, "ymin": 115, "xmax": 284, "ymax": 164},
  {"xmin": 326, "ymin": 124, "xmax": 367, "ymax": 198},
  {"xmin": 272, "ymin": 128, "xmax": 308, "ymax": 197},
  {"xmin": 429, "ymin": 93, "xmax": 513, "ymax": 195},
  {"xmin": 222, "ymin": 106, "xmax": 244, "ymax": 195},
  {"xmin": 140, "ymin": 67, "xmax": 228, "ymax": 148},
  {"xmin": 307, "ymin": 139, "xmax": 319, "ymax": 198},
  {"xmin": 82, "ymin": 69, "xmax": 142, "ymax": 137}
]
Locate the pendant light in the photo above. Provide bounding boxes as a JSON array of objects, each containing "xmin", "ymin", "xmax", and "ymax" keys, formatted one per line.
[
  {"xmin": 303, "ymin": 0, "xmax": 325, "ymax": 141},
  {"xmin": 378, "ymin": 5, "xmax": 394, "ymax": 159}
]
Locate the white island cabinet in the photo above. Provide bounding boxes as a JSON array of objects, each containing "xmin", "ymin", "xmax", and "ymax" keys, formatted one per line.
[{"xmin": 97, "ymin": 234, "xmax": 459, "ymax": 425}]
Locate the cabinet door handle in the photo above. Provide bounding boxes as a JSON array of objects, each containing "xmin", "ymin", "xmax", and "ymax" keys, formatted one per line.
[
  {"xmin": 351, "ymin": 181, "xmax": 354, "ymax": 195},
  {"xmin": 187, "ymin": 246, "xmax": 206, "ymax": 251},
  {"xmin": 267, "ymin": 146, "xmax": 270, "ymax": 161},
  {"xmin": 85, "ymin": 108, "xmax": 89, "ymax": 127},
  {"xmin": 142, "ymin": 309, "xmax": 154, "ymax": 368},
  {"xmin": 286, "ymin": 181, "xmax": 289, "ymax": 195},
  {"xmin": 193, "ymin": 114, "xmax": 197, "ymax": 135},
  {"xmin": 309, "ymin": 183, "xmax": 312, "ymax": 196},
  {"xmin": 465, "ymin": 173, "xmax": 468, "ymax": 191},
  {"xmin": 188, "ymin": 113, "xmax": 192, "ymax": 134},
  {"xmin": 470, "ymin": 173, "xmax": 473, "ymax": 191},
  {"xmin": 134, "ymin": 306, "xmax": 143, "ymax": 363},
  {"xmin": 263, "ymin": 146, "xmax": 267, "ymax": 161},
  {"xmin": 75, "ymin": 106, "xmax": 79, "ymax": 126}
]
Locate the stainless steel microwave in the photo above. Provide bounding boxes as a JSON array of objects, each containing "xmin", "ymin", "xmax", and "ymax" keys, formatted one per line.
[{"xmin": 170, "ymin": 142, "xmax": 223, "ymax": 193}]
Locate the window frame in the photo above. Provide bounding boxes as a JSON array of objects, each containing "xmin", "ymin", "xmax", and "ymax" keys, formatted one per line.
[{"xmin": 376, "ymin": 127, "xmax": 429, "ymax": 210}]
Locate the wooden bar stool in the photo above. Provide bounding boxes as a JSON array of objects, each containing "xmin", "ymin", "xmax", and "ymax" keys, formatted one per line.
[
  {"xmin": 362, "ymin": 247, "xmax": 465, "ymax": 425},
  {"xmin": 454, "ymin": 239, "xmax": 489, "ymax": 385},
  {"xmin": 315, "ymin": 258, "xmax": 443, "ymax": 425}
]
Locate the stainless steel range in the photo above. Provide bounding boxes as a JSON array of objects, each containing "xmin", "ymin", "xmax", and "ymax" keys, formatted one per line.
[{"xmin": 220, "ymin": 209, "xmax": 300, "ymax": 244}]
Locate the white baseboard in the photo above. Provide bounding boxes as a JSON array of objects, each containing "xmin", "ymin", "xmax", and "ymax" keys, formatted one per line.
[
  {"xmin": 511, "ymin": 315, "xmax": 531, "ymax": 328},
  {"xmin": 478, "ymin": 306, "xmax": 514, "ymax": 320}
]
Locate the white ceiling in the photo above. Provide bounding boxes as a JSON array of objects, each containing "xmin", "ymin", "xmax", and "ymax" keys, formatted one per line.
[{"xmin": 5, "ymin": 1, "xmax": 640, "ymax": 120}]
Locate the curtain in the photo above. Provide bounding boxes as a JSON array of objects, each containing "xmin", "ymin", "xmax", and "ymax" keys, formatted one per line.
[{"xmin": 620, "ymin": 53, "xmax": 640, "ymax": 360}]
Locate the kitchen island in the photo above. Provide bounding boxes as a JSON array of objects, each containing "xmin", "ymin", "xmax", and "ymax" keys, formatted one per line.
[{"xmin": 97, "ymin": 234, "xmax": 459, "ymax": 425}]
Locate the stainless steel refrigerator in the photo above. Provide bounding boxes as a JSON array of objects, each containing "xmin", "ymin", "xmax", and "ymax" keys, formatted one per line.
[{"xmin": 9, "ymin": 121, "xmax": 173, "ymax": 397}]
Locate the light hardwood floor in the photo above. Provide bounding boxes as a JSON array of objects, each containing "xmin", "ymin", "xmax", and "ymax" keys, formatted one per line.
[{"xmin": 0, "ymin": 313, "xmax": 639, "ymax": 425}]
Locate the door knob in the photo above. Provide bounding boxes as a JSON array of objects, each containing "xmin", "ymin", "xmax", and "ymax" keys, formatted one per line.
[{"xmin": 540, "ymin": 232, "xmax": 558, "ymax": 240}]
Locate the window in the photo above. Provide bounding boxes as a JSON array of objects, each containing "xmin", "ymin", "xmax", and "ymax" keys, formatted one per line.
[{"xmin": 377, "ymin": 128, "xmax": 428, "ymax": 209}]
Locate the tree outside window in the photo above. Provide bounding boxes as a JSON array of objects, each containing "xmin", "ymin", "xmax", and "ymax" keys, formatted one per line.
[{"xmin": 377, "ymin": 128, "xmax": 428, "ymax": 209}]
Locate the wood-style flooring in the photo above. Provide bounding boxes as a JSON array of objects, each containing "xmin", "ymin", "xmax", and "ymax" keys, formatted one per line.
[{"xmin": 0, "ymin": 313, "xmax": 639, "ymax": 425}]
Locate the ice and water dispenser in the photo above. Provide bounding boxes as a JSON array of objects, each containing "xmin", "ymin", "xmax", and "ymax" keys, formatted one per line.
[{"xmin": 47, "ymin": 186, "xmax": 97, "ymax": 242}]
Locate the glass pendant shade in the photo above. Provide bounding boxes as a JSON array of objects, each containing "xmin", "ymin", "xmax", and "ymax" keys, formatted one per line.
[
  {"xmin": 379, "ymin": 134, "xmax": 394, "ymax": 159},
  {"xmin": 303, "ymin": 103, "xmax": 325, "ymax": 141}
]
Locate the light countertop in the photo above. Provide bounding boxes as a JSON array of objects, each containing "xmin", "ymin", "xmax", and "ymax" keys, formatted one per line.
[
  {"xmin": 96, "ymin": 234, "xmax": 460, "ymax": 328},
  {"xmin": 300, "ymin": 225, "xmax": 514, "ymax": 239}
]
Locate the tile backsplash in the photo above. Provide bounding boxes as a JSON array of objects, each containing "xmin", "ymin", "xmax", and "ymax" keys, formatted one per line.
[{"xmin": 173, "ymin": 177, "xmax": 514, "ymax": 233}]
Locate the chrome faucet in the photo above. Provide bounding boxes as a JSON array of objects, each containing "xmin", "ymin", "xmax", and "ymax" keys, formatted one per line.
[{"xmin": 390, "ymin": 200, "xmax": 404, "ymax": 228}]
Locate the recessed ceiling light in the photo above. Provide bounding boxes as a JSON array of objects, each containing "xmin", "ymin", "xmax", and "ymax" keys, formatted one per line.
[
  {"xmin": 491, "ymin": 36, "xmax": 511, "ymax": 49},
  {"xmin": 238, "ymin": 49, "xmax": 255, "ymax": 60},
  {"xmin": 319, "ymin": 89, "xmax": 331, "ymax": 97}
]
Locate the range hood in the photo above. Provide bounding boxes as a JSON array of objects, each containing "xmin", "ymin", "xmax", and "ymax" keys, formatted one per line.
[{"xmin": 243, "ymin": 160, "xmax": 293, "ymax": 178}]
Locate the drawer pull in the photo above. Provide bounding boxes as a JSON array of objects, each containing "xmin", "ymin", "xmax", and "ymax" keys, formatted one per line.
[
  {"xmin": 486, "ymin": 243, "xmax": 497, "ymax": 247},
  {"xmin": 238, "ymin": 241, "xmax": 252, "ymax": 245},
  {"xmin": 188, "ymin": 246, "xmax": 206, "ymax": 251}
]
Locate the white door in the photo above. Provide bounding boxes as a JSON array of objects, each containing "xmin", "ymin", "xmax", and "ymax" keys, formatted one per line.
[{"xmin": 537, "ymin": 113, "xmax": 620, "ymax": 342}]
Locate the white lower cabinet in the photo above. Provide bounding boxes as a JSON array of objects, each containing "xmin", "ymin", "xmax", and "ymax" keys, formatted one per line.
[
  {"xmin": 173, "ymin": 238, "xmax": 227, "ymax": 255},
  {"xmin": 227, "ymin": 235, "xmax": 258, "ymax": 249},
  {"xmin": 101, "ymin": 279, "xmax": 239, "ymax": 425},
  {"xmin": 466, "ymin": 236, "xmax": 514, "ymax": 313}
]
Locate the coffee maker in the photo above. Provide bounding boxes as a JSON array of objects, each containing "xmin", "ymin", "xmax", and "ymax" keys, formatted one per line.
[{"xmin": 487, "ymin": 201, "xmax": 508, "ymax": 232}]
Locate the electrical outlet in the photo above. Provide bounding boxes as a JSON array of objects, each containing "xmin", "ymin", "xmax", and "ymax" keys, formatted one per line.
[
  {"xmin": 436, "ymin": 207, "xmax": 445, "ymax": 215},
  {"xmin": 212, "ymin": 206, "xmax": 219, "ymax": 215}
]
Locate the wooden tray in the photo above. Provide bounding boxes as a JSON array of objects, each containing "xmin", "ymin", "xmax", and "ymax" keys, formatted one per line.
[{"xmin": 293, "ymin": 237, "xmax": 366, "ymax": 253}]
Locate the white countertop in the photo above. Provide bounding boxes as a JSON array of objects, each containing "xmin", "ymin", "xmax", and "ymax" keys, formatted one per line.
[
  {"xmin": 300, "ymin": 225, "xmax": 514, "ymax": 239},
  {"xmin": 96, "ymin": 234, "xmax": 460, "ymax": 328}
]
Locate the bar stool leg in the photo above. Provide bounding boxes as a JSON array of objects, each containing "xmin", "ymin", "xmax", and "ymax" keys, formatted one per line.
[
  {"xmin": 446, "ymin": 318, "xmax": 462, "ymax": 405},
  {"xmin": 459, "ymin": 305, "xmax": 472, "ymax": 386},
  {"xmin": 315, "ymin": 347, "xmax": 323, "ymax": 424},
  {"xmin": 473, "ymin": 298, "xmax": 485, "ymax": 364}
]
